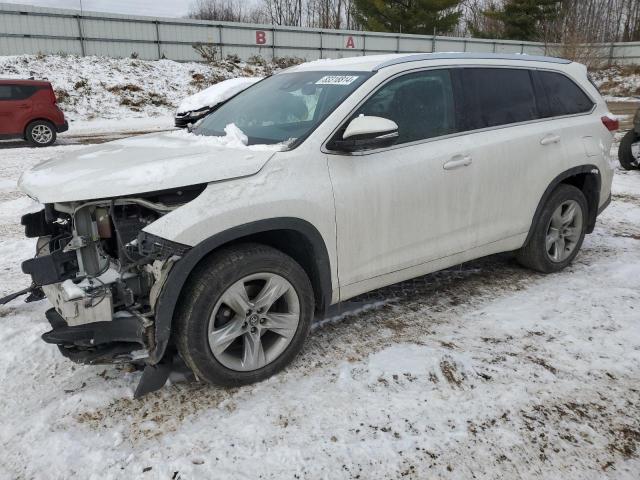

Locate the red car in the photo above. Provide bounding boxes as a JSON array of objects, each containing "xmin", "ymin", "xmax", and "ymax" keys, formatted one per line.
[{"xmin": 0, "ymin": 79, "xmax": 68, "ymax": 147}]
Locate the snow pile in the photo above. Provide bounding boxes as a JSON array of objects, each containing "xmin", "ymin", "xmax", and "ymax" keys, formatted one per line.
[
  {"xmin": 117, "ymin": 125, "xmax": 288, "ymax": 152},
  {"xmin": 183, "ymin": 124, "xmax": 288, "ymax": 151},
  {"xmin": 590, "ymin": 65, "xmax": 640, "ymax": 101},
  {"xmin": 0, "ymin": 55, "xmax": 280, "ymax": 121},
  {"xmin": 177, "ymin": 77, "xmax": 262, "ymax": 113}
]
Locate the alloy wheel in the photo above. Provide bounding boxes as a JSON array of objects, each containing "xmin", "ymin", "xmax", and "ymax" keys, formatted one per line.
[
  {"xmin": 545, "ymin": 199, "xmax": 583, "ymax": 262},
  {"xmin": 31, "ymin": 124, "xmax": 53, "ymax": 144},
  {"xmin": 208, "ymin": 273, "xmax": 300, "ymax": 372}
]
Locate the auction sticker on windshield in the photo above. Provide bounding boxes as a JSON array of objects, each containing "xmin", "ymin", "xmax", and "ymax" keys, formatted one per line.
[{"xmin": 316, "ymin": 75, "xmax": 360, "ymax": 85}]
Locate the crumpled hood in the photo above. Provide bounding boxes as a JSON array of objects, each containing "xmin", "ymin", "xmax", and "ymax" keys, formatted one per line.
[{"xmin": 18, "ymin": 131, "xmax": 279, "ymax": 203}]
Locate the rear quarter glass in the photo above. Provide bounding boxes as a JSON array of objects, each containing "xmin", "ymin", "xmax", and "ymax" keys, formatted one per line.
[
  {"xmin": 538, "ymin": 71, "xmax": 594, "ymax": 116},
  {"xmin": 14, "ymin": 85, "xmax": 39, "ymax": 100}
]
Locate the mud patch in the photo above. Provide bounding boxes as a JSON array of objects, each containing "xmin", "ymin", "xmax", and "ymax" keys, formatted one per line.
[
  {"xmin": 612, "ymin": 193, "xmax": 640, "ymax": 207},
  {"xmin": 439, "ymin": 358, "xmax": 466, "ymax": 387},
  {"xmin": 609, "ymin": 426, "xmax": 640, "ymax": 458},
  {"xmin": 75, "ymin": 383, "xmax": 235, "ymax": 441},
  {"xmin": 527, "ymin": 356, "xmax": 558, "ymax": 375},
  {"xmin": 613, "ymin": 232, "xmax": 640, "ymax": 240}
]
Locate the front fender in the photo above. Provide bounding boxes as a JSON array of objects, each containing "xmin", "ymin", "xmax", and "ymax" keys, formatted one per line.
[{"xmin": 147, "ymin": 218, "xmax": 333, "ymax": 364}]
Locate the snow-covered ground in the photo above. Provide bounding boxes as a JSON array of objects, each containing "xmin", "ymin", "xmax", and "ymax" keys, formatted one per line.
[
  {"xmin": 61, "ymin": 117, "xmax": 175, "ymax": 137},
  {"xmin": 591, "ymin": 65, "xmax": 640, "ymax": 101},
  {"xmin": 0, "ymin": 130, "xmax": 639, "ymax": 478}
]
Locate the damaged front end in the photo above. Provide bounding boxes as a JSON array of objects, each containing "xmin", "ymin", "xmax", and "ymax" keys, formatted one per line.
[{"xmin": 20, "ymin": 186, "xmax": 203, "ymax": 393}]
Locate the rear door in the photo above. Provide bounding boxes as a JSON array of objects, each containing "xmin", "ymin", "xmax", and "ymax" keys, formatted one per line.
[
  {"xmin": 454, "ymin": 67, "xmax": 564, "ymax": 245},
  {"xmin": 533, "ymin": 70, "xmax": 597, "ymax": 167},
  {"xmin": 0, "ymin": 84, "xmax": 33, "ymax": 136}
]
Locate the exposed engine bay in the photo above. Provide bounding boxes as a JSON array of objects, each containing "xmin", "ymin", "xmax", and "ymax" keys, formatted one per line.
[{"xmin": 19, "ymin": 185, "xmax": 204, "ymax": 367}]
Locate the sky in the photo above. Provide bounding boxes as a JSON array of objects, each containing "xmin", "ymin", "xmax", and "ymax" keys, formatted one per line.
[{"xmin": 1, "ymin": 0, "xmax": 195, "ymax": 17}]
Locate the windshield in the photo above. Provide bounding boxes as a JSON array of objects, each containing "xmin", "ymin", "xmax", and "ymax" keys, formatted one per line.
[{"xmin": 194, "ymin": 71, "xmax": 371, "ymax": 147}]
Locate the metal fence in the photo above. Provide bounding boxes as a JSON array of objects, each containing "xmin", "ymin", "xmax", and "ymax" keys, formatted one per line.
[{"xmin": 1, "ymin": 2, "xmax": 638, "ymax": 65}]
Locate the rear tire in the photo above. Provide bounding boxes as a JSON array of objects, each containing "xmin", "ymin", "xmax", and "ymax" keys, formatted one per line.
[
  {"xmin": 516, "ymin": 184, "xmax": 588, "ymax": 273},
  {"xmin": 175, "ymin": 243, "xmax": 314, "ymax": 387},
  {"xmin": 25, "ymin": 120, "xmax": 56, "ymax": 147},
  {"xmin": 619, "ymin": 130, "xmax": 640, "ymax": 170}
]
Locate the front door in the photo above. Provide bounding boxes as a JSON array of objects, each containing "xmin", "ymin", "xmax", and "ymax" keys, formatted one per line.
[{"xmin": 327, "ymin": 69, "xmax": 477, "ymax": 297}]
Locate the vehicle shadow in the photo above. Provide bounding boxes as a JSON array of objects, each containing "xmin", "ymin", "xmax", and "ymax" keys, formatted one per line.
[{"xmin": 0, "ymin": 140, "xmax": 30, "ymax": 150}]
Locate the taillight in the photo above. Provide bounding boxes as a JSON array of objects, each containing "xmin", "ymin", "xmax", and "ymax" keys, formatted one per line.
[
  {"xmin": 49, "ymin": 86, "xmax": 57, "ymax": 104},
  {"xmin": 601, "ymin": 115, "xmax": 619, "ymax": 132}
]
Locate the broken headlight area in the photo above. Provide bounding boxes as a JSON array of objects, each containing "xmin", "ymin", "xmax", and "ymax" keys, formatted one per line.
[{"xmin": 20, "ymin": 186, "xmax": 203, "ymax": 366}]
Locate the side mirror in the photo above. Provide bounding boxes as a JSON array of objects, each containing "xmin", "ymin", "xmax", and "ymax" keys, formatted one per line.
[{"xmin": 329, "ymin": 115, "xmax": 399, "ymax": 152}]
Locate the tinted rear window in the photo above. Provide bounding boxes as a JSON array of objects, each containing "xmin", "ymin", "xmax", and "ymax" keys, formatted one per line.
[
  {"xmin": 0, "ymin": 84, "xmax": 39, "ymax": 101},
  {"xmin": 537, "ymin": 71, "xmax": 594, "ymax": 116},
  {"xmin": 0, "ymin": 85, "xmax": 12, "ymax": 100},
  {"xmin": 460, "ymin": 68, "xmax": 539, "ymax": 130}
]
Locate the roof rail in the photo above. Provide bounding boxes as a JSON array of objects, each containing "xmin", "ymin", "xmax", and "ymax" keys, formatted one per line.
[{"xmin": 374, "ymin": 52, "xmax": 571, "ymax": 70}]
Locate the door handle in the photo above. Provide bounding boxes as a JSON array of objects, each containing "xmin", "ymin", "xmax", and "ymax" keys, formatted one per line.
[
  {"xmin": 443, "ymin": 155, "xmax": 472, "ymax": 170},
  {"xmin": 540, "ymin": 134, "xmax": 561, "ymax": 145},
  {"xmin": 15, "ymin": 104, "xmax": 30, "ymax": 109}
]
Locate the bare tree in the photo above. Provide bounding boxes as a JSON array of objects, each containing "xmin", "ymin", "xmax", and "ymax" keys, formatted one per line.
[
  {"xmin": 262, "ymin": 0, "xmax": 303, "ymax": 26},
  {"xmin": 258, "ymin": 0, "xmax": 359, "ymax": 29},
  {"xmin": 460, "ymin": 0, "xmax": 502, "ymax": 38},
  {"xmin": 188, "ymin": 0, "xmax": 265, "ymax": 22}
]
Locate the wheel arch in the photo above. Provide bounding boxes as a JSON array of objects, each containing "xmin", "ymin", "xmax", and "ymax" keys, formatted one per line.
[
  {"xmin": 23, "ymin": 117, "xmax": 56, "ymax": 137},
  {"xmin": 525, "ymin": 165, "xmax": 601, "ymax": 246},
  {"xmin": 148, "ymin": 217, "xmax": 333, "ymax": 364}
]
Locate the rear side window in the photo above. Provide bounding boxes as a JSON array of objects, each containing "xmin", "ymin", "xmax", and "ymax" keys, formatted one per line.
[
  {"xmin": 354, "ymin": 69, "xmax": 457, "ymax": 144},
  {"xmin": 460, "ymin": 68, "xmax": 539, "ymax": 130},
  {"xmin": 13, "ymin": 85, "xmax": 38, "ymax": 100},
  {"xmin": 0, "ymin": 85, "xmax": 12, "ymax": 100},
  {"xmin": 536, "ymin": 71, "xmax": 594, "ymax": 117},
  {"xmin": 0, "ymin": 84, "xmax": 38, "ymax": 101}
]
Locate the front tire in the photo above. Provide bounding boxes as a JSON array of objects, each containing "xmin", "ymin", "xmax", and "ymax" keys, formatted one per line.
[
  {"xmin": 619, "ymin": 130, "xmax": 640, "ymax": 170},
  {"xmin": 25, "ymin": 120, "xmax": 56, "ymax": 147},
  {"xmin": 175, "ymin": 243, "xmax": 314, "ymax": 387},
  {"xmin": 516, "ymin": 184, "xmax": 588, "ymax": 273}
]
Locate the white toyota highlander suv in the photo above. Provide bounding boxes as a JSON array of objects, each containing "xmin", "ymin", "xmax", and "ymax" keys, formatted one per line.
[{"xmin": 18, "ymin": 53, "xmax": 616, "ymax": 396}]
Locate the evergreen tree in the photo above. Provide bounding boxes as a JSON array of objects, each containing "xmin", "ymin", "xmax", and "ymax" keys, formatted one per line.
[
  {"xmin": 484, "ymin": 0, "xmax": 561, "ymax": 41},
  {"xmin": 352, "ymin": 0, "xmax": 463, "ymax": 35}
]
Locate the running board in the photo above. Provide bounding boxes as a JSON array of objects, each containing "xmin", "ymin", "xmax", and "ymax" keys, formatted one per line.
[{"xmin": 313, "ymin": 299, "xmax": 385, "ymax": 328}]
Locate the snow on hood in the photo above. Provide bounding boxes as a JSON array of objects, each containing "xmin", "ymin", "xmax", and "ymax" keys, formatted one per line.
[
  {"xmin": 18, "ymin": 125, "xmax": 284, "ymax": 204},
  {"xmin": 177, "ymin": 77, "xmax": 263, "ymax": 114}
]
